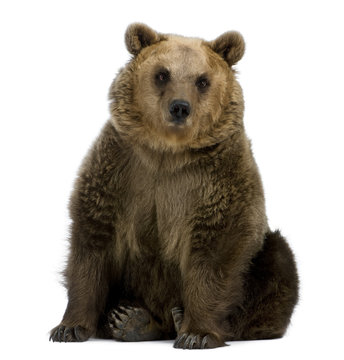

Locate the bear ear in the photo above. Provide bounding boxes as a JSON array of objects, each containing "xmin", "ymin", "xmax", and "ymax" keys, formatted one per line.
[
  {"xmin": 125, "ymin": 23, "xmax": 162, "ymax": 56},
  {"xmin": 208, "ymin": 31, "xmax": 245, "ymax": 66}
]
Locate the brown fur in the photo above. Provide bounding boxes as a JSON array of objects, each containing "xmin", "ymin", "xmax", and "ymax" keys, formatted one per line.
[{"xmin": 50, "ymin": 23, "xmax": 299, "ymax": 349}]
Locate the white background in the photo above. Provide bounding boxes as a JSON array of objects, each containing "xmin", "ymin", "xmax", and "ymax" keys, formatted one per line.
[{"xmin": 0, "ymin": 0, "xmax": 343, "ymax": 359}]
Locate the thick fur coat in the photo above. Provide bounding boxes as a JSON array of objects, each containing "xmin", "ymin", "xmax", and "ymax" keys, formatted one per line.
[{"xmin": 50, "ymin": 24, "xmax": 299, "ymax": 349}]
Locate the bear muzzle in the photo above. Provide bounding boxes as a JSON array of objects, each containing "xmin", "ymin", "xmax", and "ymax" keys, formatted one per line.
[{"xmin": 169, "ymin": 100, "xmax": 191, "ymax": 125}]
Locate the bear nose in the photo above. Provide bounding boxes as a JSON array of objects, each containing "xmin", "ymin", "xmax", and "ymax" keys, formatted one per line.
[{"xmin": 169, "ymin": 100, "xmax": 191, "ymax": 123}]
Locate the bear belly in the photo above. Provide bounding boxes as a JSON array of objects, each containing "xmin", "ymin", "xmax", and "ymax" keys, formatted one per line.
[{"xmin": 113, "ymin": 179, "xmax": 183, "ymax": 327}]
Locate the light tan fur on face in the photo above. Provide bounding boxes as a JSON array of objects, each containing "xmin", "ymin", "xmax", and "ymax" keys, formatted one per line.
[
  {"xmin": 110, "ymin": 34, "xmax": 244, "ymax": 153},
  {"xmin": 137, "ymin": 38, "xmax": 209, "ymax": 145}
]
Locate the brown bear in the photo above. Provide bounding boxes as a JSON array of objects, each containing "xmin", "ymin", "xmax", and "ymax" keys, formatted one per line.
[{"xmin": 50, "ymin": 23, "xmax": 299, "ymax": 349}]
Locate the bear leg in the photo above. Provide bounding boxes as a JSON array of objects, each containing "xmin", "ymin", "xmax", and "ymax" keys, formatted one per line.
[
  {"xmin": 234, "ymin": 230, "xmax": 299, "ymax": 340},
  {"xmin": 171, "ymin": 307, "xmax": 226, "ymax": 349}
]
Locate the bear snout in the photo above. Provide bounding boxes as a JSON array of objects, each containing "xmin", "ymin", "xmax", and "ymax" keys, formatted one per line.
[{"xmin": 169, "ymin": 100, "xmax": 191, "ymax": 124}]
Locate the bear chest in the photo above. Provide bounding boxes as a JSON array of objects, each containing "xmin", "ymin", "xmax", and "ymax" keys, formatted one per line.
[
  {"xmin": 154, "ymin": 173, "xmax": 196, "ymax": 260},
  {"xmin": 115, "ymin": 166, "xmax": 197, "ymax": 262}
]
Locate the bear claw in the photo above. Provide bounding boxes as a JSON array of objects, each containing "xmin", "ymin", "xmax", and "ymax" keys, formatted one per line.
[
  {"xmin": 174, "ymin": 333, "xmax": 209, "ymax": 349},
  {"xmin": 50, "ymin": 325, "xmax": 91, "ymax": 342},
  {"xmin": 171, "ymin": 307, "xmax": 184, "ymax": 332},
  {"xmin": 173, "ymin": 332, "xmax": 224, "ymax": 349},
  {"xmin": 108, "ymin": 305, "xmax": 162, "ymax": 341}
]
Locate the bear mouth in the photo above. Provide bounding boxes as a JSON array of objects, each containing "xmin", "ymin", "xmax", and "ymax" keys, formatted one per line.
[
  {"xmin": 165, "ymin": 117, "xmax": 192, "ymax": 132},
  {"xmin": 165, "ymin": 113, "xmax": 192, "ymax": 129},
  {"xmin": 167, "ymin": 118, "xmax": 187, "ymax": 127}
]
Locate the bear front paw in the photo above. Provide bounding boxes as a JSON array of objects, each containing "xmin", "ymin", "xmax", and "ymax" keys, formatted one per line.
[
  {"xmin": 49, "ymin": 324, "xmax": 92, "ymax": 342},
  {"xmin": 173, "ymin": 332, "xmax": 225, "ymax": 349}
]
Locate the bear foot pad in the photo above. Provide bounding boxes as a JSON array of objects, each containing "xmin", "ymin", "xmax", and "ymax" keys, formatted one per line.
[{"xmin": 108, "ymin": 305, "xmax": 162, "ymax": 341}]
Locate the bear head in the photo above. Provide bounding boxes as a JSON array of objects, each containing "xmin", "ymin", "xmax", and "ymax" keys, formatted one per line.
[{"xmin": 109, "ymin": 23, "xmax": 245, "ymax": 153}]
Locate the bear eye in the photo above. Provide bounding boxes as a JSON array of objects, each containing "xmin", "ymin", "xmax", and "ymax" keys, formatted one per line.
[
  {"xmin": 155, "ymin": 69, "xmax": 170, "ymax": 86},
  {"xmin": 196, "ymin": 76, "xmax": 210, "ymax": 92}
]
